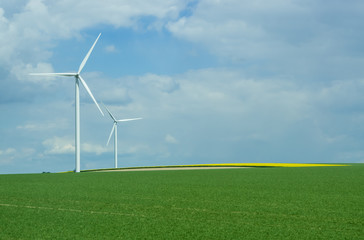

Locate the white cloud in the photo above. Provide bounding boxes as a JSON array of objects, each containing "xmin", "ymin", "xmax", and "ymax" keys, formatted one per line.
[
  {"xmin": 101, "ymin": 67, "xmax": 364, "ymax": 163},
  {"xmin": 42, "ymin": 136, "xmax": 112, "ymax": 155},
  {"xmin": 15, "ymin": 62, "xmax": 55, "ymax": 83},
  {"xmin": 17, "ymin": 124, "xmax": 38, "ymax": 130},
  {"xmin": 43, "ymin": 136, "xmax": 74, "ymax": 154},
  {"xmin": 0, "ymin": 148, "xmax": 16, "ymax": 165},
  {"xmin": 17, "ymin": 119, "xmax": 69, "ymax": 131},
  {"xmin": 167, "ymin": 0, "xmax": 364, "ymax": 79},
  {"xmin": 99, "ymin": 86, "xmax": 132, "ymax": 105},
  {"xmin": 165, "ymin": 134, "xmax": 178, "ymax": 144},
  {"xmin": 121, "ymin": 144, "xmax": 151, "ymax": 155},
  {"xmin": 113, "ymin": 69, "xmax": 313, "ymax": 152},
  {"xmin": 22, "ymin": 65, "xmax": 364, "ymax": 168},
  {"xmin": 105, "ymin": 45, "xmax": 117, "ymax": 53},
  {"xmin": 140, "ymin": 73, "xmax": 179, "ymax": 93},
  {"xmin": 0, "ymin": 147, "xmax": 38, "ymax": 166},
  {"xmin": 0, "ymin": 0, "xmax": 189, "ymax": 86},
  {"xmin": 167, "ymin": 0, "xmax": 303, "ymax": 59},
  {"xmin": 82, "ymin": 143, "xmax": 109, "ymax": 155},
  {"xmin": 0, "ymin": 148, "xmax": 16, "ymax": 155}
]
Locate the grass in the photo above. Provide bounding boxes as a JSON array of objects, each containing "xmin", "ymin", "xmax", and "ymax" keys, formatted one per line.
[{"xmin": 0, "ymin": 164, "xmax": 363, "ymax": 239}]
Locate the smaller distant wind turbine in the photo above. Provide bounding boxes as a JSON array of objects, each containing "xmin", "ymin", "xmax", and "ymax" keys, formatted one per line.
[{"xmin": 104, "ymin": 104, "xmax": 142, "ymax": 168}]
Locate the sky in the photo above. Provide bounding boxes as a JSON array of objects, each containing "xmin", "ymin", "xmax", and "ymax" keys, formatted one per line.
[{"xmin": 1, "ymin": 0, "xmax": 364, "ymax": 174}]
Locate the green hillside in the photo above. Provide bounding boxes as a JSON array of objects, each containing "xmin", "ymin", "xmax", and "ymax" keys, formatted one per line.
[{"xmin": 1, "ymin": 164, "xmax": 363, "ymax": 239}]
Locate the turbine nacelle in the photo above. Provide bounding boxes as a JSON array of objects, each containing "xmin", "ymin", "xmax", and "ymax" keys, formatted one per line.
[{"xmin": 103, "ymin": 103, "xmax": 142, "ymax": 146}]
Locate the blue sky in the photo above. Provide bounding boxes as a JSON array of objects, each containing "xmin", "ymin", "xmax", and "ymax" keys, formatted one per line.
[{"xmin": 1, "ymin": 0, "xmax": 364, "ymax": 174}]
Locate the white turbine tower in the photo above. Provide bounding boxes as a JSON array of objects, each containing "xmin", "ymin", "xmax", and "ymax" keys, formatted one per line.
[
  {"xmin": 30, "ymin": 33, "xmax": 104, "ymax": 173},
  {"xmin": 104, "ymin": 104, "xmax": 142, "ymax": 168}
]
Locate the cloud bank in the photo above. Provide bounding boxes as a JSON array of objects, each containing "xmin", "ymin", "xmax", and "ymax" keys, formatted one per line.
[{"xmin": 1, "ymin": 0, "xmax": 364, "ymax": 173}]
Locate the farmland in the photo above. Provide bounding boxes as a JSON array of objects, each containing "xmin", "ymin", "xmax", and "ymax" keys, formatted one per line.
[{"xmin": 0, "ymin": 164, "xmax": 363, "ymax": 239}]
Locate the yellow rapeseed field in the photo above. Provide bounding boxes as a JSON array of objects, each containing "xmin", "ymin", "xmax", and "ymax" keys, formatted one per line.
[
  {"xmin": 80, "ymin": 163, "xmax": 349, "ymax": 173},
  {"xmin": 174, "ymin": 163, "xmax": 348, "ymax": 168}
]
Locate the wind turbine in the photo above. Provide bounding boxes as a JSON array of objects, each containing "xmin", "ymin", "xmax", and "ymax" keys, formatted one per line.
[
  {"xmin": 104, "ymin": 104, "xmax": 142, "ymax": 168},
  {"xmin": 30, "ymin": 33, "xmax": 104, "ymax": 173}
]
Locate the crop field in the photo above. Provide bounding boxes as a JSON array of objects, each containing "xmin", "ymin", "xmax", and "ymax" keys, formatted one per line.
[{"xmin": 0, "ymin": 164, "xmax": 363, "ymax": 239}]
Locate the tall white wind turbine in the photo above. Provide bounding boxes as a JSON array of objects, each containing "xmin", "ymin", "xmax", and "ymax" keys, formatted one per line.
[
  {"xmin": 30, "ymin": 33, "xmax": 104, "ymax": 173},
  {"xmin": 104, "ymin": 104, "xmax": 142, "ymax": 168}
]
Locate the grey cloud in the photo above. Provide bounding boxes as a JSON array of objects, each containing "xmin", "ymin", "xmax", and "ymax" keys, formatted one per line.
[
  {"xmin": 140, "ymin": 73, "xmax": 180, "ymax": 93},
  {"xmin": 167, "ymin": 0, "xmax": 364, "ymax": 81}
]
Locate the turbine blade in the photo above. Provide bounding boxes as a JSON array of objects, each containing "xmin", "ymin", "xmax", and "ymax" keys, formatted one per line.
[
  {"xmin": 117, "ymin": 118, "xmax": 142, "ymax": 122},
  {"xmin": 29, "ymin": 73, "xmax": 77, "ymax": 77},
  {"xmin": 107, "ymin": 124, "xmax": 116, "ymax": 146},
  {"xmin": 102, "ymin": 103, "xmax": 117, "ymax": 122},
  {"xmin": 78, "ymin": 33, "xmax": 101, "ymax": 74},
  {"xmin": 78, "ymin": 75, "xmax": 104, "ymax": 116}
]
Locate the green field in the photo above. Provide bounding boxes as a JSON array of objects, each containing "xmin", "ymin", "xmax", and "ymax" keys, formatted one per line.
[{"xmin": 1, "ymin": 164, "xmax": 363, "ymax": 239}]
